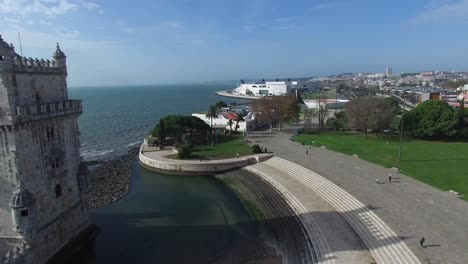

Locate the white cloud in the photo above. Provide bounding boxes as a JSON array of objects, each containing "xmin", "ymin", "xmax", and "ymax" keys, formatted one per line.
[
  {"xmin": 412, "ymin": 0, "xmax": 468, "ymax": 24},
  {"xmin": 274, "ymin": 16, "xmax": 296, "ymax": 23},
  {"xmin": 242, "ymin": 25, "xmax": 255, "ymax": 32},
  {"xmin": 81, "ymin": 0, "xmax": 99, "ymax": 10},
  {"xmin": 2, "ymin": 26, "xmax": 117, "ymax": 53},
  {"xmin": 313, "ymin": 3, "xmax": 335, "ymax": 10},
  {"xmin": 0, "ymin": 0, "xmax": 79, "ymax": 17}
]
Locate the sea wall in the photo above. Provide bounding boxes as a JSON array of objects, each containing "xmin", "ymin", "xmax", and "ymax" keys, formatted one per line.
[{"xmin": 139, "ymin": 144, "xmax": 273, "ymax": 175}]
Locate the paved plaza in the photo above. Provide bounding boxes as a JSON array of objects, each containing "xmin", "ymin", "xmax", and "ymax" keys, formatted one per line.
[{"xmin": 246, "ymin": 129, "xmax": 468, "ymax": 264}]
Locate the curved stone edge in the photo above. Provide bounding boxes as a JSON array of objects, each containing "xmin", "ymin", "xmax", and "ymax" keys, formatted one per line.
[
  {"xmin": 214, "ymin": 91, "xmax": 260, "ymax": 100},
  {"xmin": 138, "ymin": 143, "xmax": 274, "ymax": 175}
]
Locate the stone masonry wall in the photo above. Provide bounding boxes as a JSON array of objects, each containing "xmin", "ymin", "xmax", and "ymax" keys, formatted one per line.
[{"xmin": 0, "ymin": 126, "xmax": 16, "ymax": 237}]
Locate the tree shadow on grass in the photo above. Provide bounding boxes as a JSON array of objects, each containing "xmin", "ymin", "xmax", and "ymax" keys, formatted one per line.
[{"xmin": 400, "ymin": 157, "xmax": 468, "ymax": 162}]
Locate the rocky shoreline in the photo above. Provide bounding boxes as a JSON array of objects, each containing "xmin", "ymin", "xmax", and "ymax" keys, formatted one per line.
[{"xmin": 87, "ymin": 146, "xmax": 140, "ymax": 208}]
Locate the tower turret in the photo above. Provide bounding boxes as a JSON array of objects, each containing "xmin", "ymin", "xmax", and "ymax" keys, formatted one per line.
[
  {"xmin": 52, "ymin": 42, "xmax": 67, "ymax": 71},
  {"xmin": 10, "ymin": 182, "xmax": 37, "ymax": 243},
  {"xmin": 0, "ymin": 34, "xmax": 16, "ymax": 72}
]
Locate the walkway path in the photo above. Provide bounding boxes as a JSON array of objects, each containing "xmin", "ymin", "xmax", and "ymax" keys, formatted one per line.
[{"xmin": 247, "ymin": 130, "xmax": 468, "ymax": 264}]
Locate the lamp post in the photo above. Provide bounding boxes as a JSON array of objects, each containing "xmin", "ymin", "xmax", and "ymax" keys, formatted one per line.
[
  {"xmin": 318, "ymin": 86, "xmax": 322, "ymax": 132},
  {"xmin": 398, "ymin": 112, "xmax": 404, "ymax": 162}
]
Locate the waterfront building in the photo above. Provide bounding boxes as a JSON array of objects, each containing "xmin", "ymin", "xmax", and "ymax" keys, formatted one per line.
[
  {"xmin": 233, "ymin": 81, "xmax": 292, "ymax": 96},
  {"xmin": 230, "ymin": 79, "xmax": 319, "ymax": 97},
  {"xmin": 0, "ymin": 35, "xmax": 91, "ymax": 264},
  {"xmin": 192, "ymin": 106, "xmax": 257, "ymax": 133}
]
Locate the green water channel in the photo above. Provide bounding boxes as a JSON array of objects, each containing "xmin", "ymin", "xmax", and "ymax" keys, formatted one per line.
[{"xmin": 77, "ymin": 162, "xmax": 257, "ymax": 264}]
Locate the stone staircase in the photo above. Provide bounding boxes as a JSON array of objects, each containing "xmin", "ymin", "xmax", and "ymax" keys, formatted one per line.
[
  {"xmin": 262, "ymin": 157, "xmax": 421, "ymax": 264},
  {"xmin": 233, "ymin": 169, "xmax": 324, "ymax": 264}
]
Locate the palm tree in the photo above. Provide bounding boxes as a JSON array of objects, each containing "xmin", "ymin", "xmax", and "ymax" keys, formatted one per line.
[
  {"xmin": 234, "ymin": 114, "xmax": 245, "ymax": 133},
  {"xmin": 206, "ymin": 105, "xmax": 218, "ymax": 146},
  {"xmin": 228, "ymin": 119, "xmax": 233, "ymax": 133}
]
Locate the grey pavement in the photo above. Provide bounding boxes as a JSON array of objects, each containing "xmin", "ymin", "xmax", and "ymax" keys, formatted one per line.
[{"xmin": 247, "ymin": 129, "xmax": 468, "ymax": 264}]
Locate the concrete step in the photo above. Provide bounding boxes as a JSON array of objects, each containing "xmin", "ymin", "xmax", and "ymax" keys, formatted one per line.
[
  {"xmin": 235, "ymin": 170, "xmax": 315, "ymax": 264},
  {"xmin": 236, "ymin": 172, "xmax": 307, "ymax": 264},
  {"xmin": 264, "ymin": 157, "xmax": 421, "ymax": 264},
  {"xmin": 234, "ymin": 171, "xmax": 294, "ymax": 264},
  {"xmin": 246, "ymin": 163, "xmax": 333, "ymax": 264},
  {"xmin": 243, "ymin": 173, "xmax": 315, "ymax": 264}
]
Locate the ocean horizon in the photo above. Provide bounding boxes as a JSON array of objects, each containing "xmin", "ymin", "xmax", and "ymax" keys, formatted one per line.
[{"xmin": 69, "ymin": 82, "xmax": 249, "ymax": 161}]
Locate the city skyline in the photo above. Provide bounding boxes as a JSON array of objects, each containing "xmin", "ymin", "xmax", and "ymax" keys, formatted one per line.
[{"xmin": 1, "ymin": 0, "xmax": 468, "ymax": 87}]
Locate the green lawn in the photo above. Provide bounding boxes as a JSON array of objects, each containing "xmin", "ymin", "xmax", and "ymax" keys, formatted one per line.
[
  {"xmin": 295, "ymin": 132, "xmax": 468, "ymax": 200},
  {"xmin": 167, "ymin": 134, "xmax": 251, "ymax": 160}
]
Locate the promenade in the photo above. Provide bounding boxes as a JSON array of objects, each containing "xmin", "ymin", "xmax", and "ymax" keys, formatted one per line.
[{"xmin": 247, "ymin": 130, "xmax": 468, "ymax": 264}]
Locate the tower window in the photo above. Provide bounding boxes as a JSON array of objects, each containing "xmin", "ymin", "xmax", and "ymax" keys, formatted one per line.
[
  {"xmin": 55, "ymin": 184, "xmax": 62, "ymax": 198},
  {"xmin": 20, "ymin": 209, "xmax": 28, "ymax": 217},
  {"xmin": 46, "ymin": 126, "xmax": 55, "ymax": 140}
]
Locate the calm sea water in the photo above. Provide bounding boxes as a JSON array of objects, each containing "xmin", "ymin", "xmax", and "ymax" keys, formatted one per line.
[
  {"xmin": 68, "ymin": 84, "xmax": 256, "ymax": 263},
  {"xmin": 69, "ymin": 83, "xmax": 247, "ymax": 161}
]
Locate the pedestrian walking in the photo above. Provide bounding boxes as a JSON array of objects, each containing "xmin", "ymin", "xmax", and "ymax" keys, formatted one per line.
[
  {"xmin": 420, "ymin": 237, "xmax": 426, "ymax": 248},
  {"xmin": 388, "ymin": 173, "xmax": 392, "ymax": 183},
  {"xmin": 306, "ymin": 149, "xmax": 309, "ymax": 155},
  {"xmin": 376, "ymin": 178, "xmax": 379, "ymax": 184},
  {"xmin": 264, "ymin": 147, "xmax": 267, "ymax": 153}
]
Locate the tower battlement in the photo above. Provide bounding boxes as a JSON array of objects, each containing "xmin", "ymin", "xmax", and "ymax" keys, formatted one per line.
[{"xmin": 0, "ymin": 35, "xmax": 66, "ymax": 75}]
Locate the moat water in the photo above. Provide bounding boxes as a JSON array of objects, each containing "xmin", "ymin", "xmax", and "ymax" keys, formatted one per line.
[
  {"xmin": 68, "ymin": 84, "xmax": 256, "ymax": 263},
  {"xmin": 76, "ymin": 163, "xmax": 257, "ymax": 263}
]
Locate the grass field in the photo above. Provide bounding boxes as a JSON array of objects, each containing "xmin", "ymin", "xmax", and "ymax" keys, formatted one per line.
[
  {"xmin": 295, "ymin": 132, "xmax": 468, "ymax": 200},
  {"xmin": 190, "ymin": 134, "xmax": 252, "ymax": 160}
]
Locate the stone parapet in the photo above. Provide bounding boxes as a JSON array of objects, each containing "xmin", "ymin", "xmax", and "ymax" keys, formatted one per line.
[
  {"xmin": 12, "ymin": 100, "xmax": 82, "ymax": 125},
  {"xmin": 12, "ymin": 61, "xmax": 64, "ymax": 74},
  {"xmin": 139, "ymin": 143, "xmax": 273, "ymax": 175}
]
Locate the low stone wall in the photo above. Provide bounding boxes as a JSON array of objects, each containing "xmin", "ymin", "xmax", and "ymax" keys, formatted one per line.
[{"xmin": 139, "ymin": 144, "xmax": 273, "ymax": 175}]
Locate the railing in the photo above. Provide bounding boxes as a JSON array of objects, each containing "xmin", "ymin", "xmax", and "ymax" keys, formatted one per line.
[{"xmin": 13, "ymin": 100, "xmax": 82, "ymax": 124}]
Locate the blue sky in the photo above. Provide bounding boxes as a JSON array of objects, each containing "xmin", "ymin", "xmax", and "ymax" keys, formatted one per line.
[{"xmin": 1, "ymin": 0, "xmax": 468, "ymax": 87}]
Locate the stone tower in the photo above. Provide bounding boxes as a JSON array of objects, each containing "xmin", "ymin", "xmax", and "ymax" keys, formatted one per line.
[{"xmin": 0, "ymin": 34, "xmax": 91, "ymax": 264}]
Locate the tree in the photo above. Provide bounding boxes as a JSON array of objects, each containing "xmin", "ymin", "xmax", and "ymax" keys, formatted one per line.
[
  {"xmin": 158, "ymin": 119, "xmax": 166, "ymax": 145},
  {"xmin": 403, "ymin": 100, "xmax": 459, "ymax": 137},
  {"xmin": 234, "ymin": 114, "xmax": 245, "ymax": 133},
  {"xmin": 214, "ymin": 101, "xmax": 227, "ymax": 110},
  {"xmin": 326, "ymin": 111, "xmax": 347, "ymax": 131},
  {"xmin": 252, "ymin": 98, "xmax": 276, "ymax": 132},
  {"xmin": 227, "ymin": 119, "xmax": 233, "ymax": 133},
  {"xmin": 318, "ymin": 105, "xmax": 328, "ymax": 129},
  {"xmin": 286, "ymin": 98, "xmax": 301, "ymax": 124},
  {"xmin": 151, "ymin": 115, "xmax": 209, "ymax": 140},
  {"xmin": 206, "ymin": 105, "xmax": 218, "ymax": 146},
  {"xmin": 303, "ymin": 108, "xmax": 317, "ymax": 133},
  {"xmin": 346, "ymin": 96, "xmax": 394, "ymax": 139},
  {"xmin": 457, "ymin": 99, "xmax": 465, "ymax": 133},
  {"xmin": 251, "ymin": 96, "xmax": 297, "ymax": 132},
  {"xmin": 371, "ymin": 99, "xmax": 394, "ymax": 135}
]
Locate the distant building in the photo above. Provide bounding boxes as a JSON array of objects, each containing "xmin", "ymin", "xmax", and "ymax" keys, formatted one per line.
[
  {"xmin": 0, "ymin": 35, "xmax": 92, "ymax": 263},
  {"xmin": 192, "ymin": 106, "xmax": 257, "ymax": 132},
  {"xmin": 420, "ymin": 71, "xmax": 435, "ymax": 77},
  {"xmin": 386, "ymin": 67, "xmax": 393, "ymax": 77},
  {"xmin": 233, "ymin": 81, "xmax": 292, "ymax": 96}
]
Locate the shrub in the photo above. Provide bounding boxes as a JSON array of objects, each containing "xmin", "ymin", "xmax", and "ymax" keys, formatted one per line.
[
  {"xmin": 251, "ymin": 144, "xmax": 262, "ymax": 154},
  {"xmin": 177, "ymin": 144, "xmax": 192, "ymax": 159}
]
